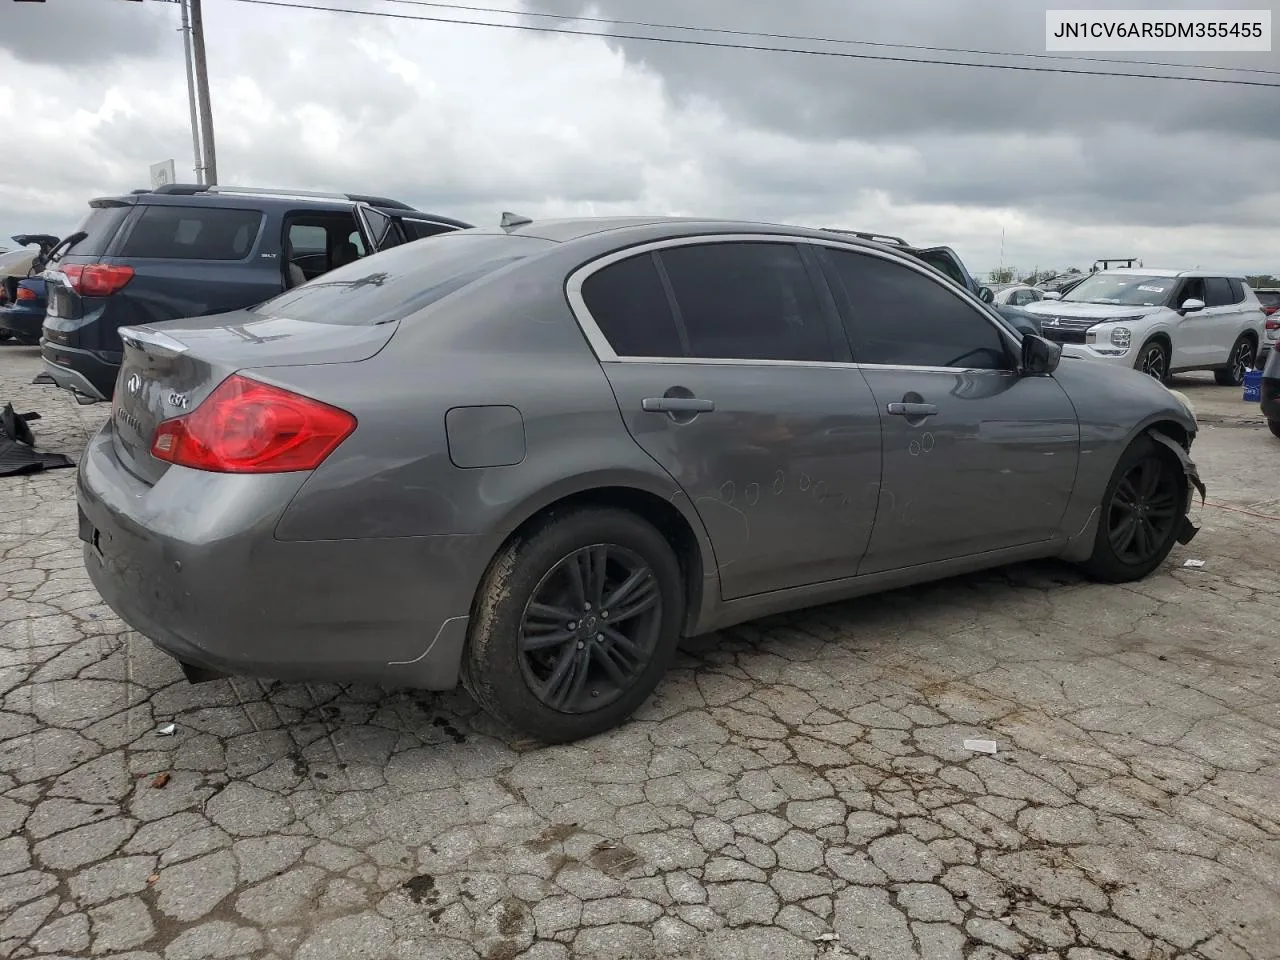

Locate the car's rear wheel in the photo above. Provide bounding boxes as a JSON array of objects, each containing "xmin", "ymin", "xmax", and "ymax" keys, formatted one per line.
[
  {"xmin": 462, "ymin": 507, "xmax": 685, "ymax": 743},
  {"xmin": 1213, "ymin": 335, "xmax": 1254, "ymax": 386},
  {"xmin": 1078, "ymin": 436, "xmax": 1187, "ymax": 583},
  {"xmin": 1135, "ymin": 339, "xmax": 1170, "ymax": 383},
  {"xmin": 1269, "ymin": 420, "xmax": 1280, "ymax": 440}
]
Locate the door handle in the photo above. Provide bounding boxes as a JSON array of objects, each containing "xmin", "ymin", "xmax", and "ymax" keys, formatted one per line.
[
  {"xmin": 642, "ymin": 397, "xmax": 715, "ymax": 414},
  {"xmin": 887, "ymin": 401, "xmax": 938, "ymax": 417}
]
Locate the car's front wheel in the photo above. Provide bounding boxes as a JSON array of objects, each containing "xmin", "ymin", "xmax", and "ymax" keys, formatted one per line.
[
  {"xmin": 1214, "ymin": 334, "xmax": 1255, "ymax": 387},
  {"xmin": 462, "ymin": 507, "xmax": 685, "ymax": 743},
  {"xmin": 1135, "ymin": 339, "xmax": 1170, "ymax": 383},
  {"xmin": 1078, "ymin": 436, "xmax": 1188, "ymax": 583}
]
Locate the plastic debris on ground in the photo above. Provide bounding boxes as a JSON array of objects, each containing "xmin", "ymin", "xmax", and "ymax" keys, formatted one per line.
[
  {"xmin": 964, "ymin": 738, "xmax": 999, "ymax": 754},
  {"xmin": 156, "ymin": 723, "xmax": 177, "ymax": 736},
  {"xmin": 1183, "ymin": 559, "xmax": 1206, "ymax": 568},
  {"xmin": 0, "ymin": 402, "xmax": 75, "ymax": 476}
]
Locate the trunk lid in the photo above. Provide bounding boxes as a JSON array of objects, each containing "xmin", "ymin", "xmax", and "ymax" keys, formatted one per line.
[{"xmin": 110, "ymin": 310, "xmax": 395, "ymax": 485}]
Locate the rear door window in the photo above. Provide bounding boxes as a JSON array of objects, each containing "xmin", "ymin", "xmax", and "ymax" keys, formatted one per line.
[
  {"xmin": 118, "ymin": 205, "xmax": 263, "ymax": 260},
  {"xmin": 1227, "ymin": 278, "xmax": 1246, "ymax": 304},
  {"xmin": 656, "ymin": 241, "xmax": 839, "ymax": 362},
  {"xmin": 252, "ymin": 232, "xmax": 552, "ymax": 326},
  {"xmin": 1204, "ymin": 277, "xmax": 1233, "ymax": 308},
  {"xmin": 580, "ymin": 252, "xmax": 685, "ymax": 358}
]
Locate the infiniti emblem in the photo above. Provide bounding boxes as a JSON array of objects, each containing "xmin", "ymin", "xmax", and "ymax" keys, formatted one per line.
[{"xmin": 126, "ymin": 373, "xmax": 141, "ymax": 395}]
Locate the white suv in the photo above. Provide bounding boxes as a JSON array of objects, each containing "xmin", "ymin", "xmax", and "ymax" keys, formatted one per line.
[{"xmin": 1023, "ymin": 269, "xmax": 1266, "ymax": 385}]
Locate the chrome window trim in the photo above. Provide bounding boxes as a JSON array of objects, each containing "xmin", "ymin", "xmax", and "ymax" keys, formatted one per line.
[{"xmin": 564, "ymin": 232, "xmax": 1022, "ymax": 370}]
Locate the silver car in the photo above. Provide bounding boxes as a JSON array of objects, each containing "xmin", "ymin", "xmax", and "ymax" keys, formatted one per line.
[{"xmin": 78, "ymin": 217, "xmax": 1203, "ymax": 742}]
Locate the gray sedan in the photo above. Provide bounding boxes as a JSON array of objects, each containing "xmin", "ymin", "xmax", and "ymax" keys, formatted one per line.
[{"xmin": 78, "ymin": 217, "xmax": 1203, "ymax": 742}]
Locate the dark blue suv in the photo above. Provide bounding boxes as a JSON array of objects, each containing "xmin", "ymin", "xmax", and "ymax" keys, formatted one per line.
[{"xmin": 41, "ymin": 184, "xmax": 471, "ymax": 402}]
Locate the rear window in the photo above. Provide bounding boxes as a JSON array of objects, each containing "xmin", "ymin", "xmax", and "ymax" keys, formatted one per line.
[
  {"xmin": 58, "ymin": 205, "xmax": 131, "ymax": 259},
  {"xmin": 117, "ymin": 205, "xmax": 264, "ymax": 260},
  {"xmin": 1256, "ymin": 290, "xmax": 1280, "ymax": 308},
  {"xmin": 249, "ymin": 232, "xmax": 552, "ymax": 326}
]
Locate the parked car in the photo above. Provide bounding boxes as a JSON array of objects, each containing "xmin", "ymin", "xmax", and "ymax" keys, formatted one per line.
[
  {"xmin": 0, "ymin": 234, "xmax": 59, "ymax": 343},
  {"xmin": 41, "ymin": 184, "xmax": 471, "ymax": 403},
  {"xmin": 821, "ymin": 229, "xmax": 1042, "ymax": 336},
  {"xmin": 1035, "ymin": 273, "xmax": 1089, "ymax": 296},
  {"xmin": 0, "ymin": 277, "xmax": 47, "ymax": 345},
  {"xmin": 78, "ymin": 216, "xmax": 1203, "ymax": 742},
  {"xmin": 1025, "ymin": 269, "xmax": 1266, "ymax": 385},
  {"xmin": 1261, "ymin": 342, "xmax": 1280, "ymax": 439},
  {"xmin": 1253, "ymin": 287, "xmax": 1279, "ymax": 366},
  {"xmin": 991, "ymin": 283, "xmax": 1045, "ymax": 307}
]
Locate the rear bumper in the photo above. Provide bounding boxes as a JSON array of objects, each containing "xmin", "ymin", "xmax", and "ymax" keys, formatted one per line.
[
  {"xmin": 77, "ymin": 425, "xmax": 478, "ymax": 690},
  {"xmin": 0, "ymin": 304, "xmax": 43, "ymax": 340},
  {"xmin": 41, "ymin": 341, "xmax": 118, "ymax": 401}
]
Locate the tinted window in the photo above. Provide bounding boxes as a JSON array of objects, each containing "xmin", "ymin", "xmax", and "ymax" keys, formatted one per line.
[
  {"xmin": 119, "ymin": 205, "xmax": 263, "ymax": 260},
  {"xmin": 1227, "ymin": 278, "xmax": 1246, "ymax": 304},
  {"xmin": 403, "ymin": 220, "xmax": 455, "ymax": 241},
  {"xmin": 1179, "ymin": 277, "xmax": 1206, "ymax": 304},
  {"xmin": 1204, "ymin": 277, "xmax": 1233, "ymax": 308},
  {"xmin": 825, "ymin": 249, "xmax": 1009, "ymax": 369},
  {"xmin": 250, "ymin": 232, "xmax": 551, "ymax": 326},
  {"xmin": 57, "ymin": 205, "xmax": 131, "ymax": 259},
  {"xmin": 288, "ymin": 224, "xmax": 327, "ymax": 254},
  {"xmin": 581, "ymin": 253, "xmax": 684, "ymax": 357},
  {"xmin": 1256, "ymin": 290, "xmax": 1280, "ymax": 309},
  {"xmin": 658, "ymin": 242, "xmax": 835, "ymax": 361}
]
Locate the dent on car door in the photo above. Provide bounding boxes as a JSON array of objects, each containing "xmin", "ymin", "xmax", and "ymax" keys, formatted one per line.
[
  {"xmin": 818, "ymin": 245, "xmax": 1080, "ymax": 573},
  {"xmin": 569, "ymin": 238, "xmax": 884, "ymax": 599}
]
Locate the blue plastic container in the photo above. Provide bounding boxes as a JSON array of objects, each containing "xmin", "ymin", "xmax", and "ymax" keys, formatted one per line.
[{"xmin": 1243, "ymin": 369, "xmax": 1262, "ymax": 403}]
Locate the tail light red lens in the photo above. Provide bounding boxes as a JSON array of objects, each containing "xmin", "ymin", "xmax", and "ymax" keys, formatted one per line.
[
  {"xmin": 1264, "ymin": 305, "xmax": 1278, "ymax": 316},
  {"xmin": 150, "ymin": 374, "xmax": 356, "ymax": 473},
  {"xmin": 15, "ymin": 286, "xmax": 36, "ymax": 301},
  {"xmin": 1267, "ymin": 317, "xmax": 1279, "ymax": 333},
  {"xmin": 62, "ymin": 263, "xmax": 135, "ymax": 297}
]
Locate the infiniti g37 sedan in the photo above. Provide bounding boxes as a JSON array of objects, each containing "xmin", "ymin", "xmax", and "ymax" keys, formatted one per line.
[{"xmin": 78, "ymin": 217, "xmax": 1203, "ymax": 742}]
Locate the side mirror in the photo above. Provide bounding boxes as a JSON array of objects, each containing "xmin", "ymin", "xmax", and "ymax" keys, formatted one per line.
[
  {"xmin": 978, "ymin": 286, "xmax": 994, "ymax": 304},
  {"xmin": 1021, "ymin": 334, "xmax": 1061, "ymax": 376},
  {"xmin": 1180, "ymin": 298, "xmax": 1205, "ymax": 313},
  {"xmin": 1042, "ymin": 290, "xmax": 1062, "ymax": 300}
]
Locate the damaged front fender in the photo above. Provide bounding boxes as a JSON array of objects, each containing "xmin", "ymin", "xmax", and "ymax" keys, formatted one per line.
[{"xmin": 1147, "ymin": 427, "xmax": 1205, "ymax": 546}]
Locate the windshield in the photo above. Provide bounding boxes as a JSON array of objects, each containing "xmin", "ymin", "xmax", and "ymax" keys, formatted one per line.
[
  {"xmin": 1061, "ymin": 273, "xmax": 1175, "ymax": 307},
  {"xmin": 249, "ymin": 232, "xmax": 553, "ymax": 326}
]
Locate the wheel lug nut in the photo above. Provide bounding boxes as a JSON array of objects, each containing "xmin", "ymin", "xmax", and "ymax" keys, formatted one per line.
[
  {"xmin": 577, "ymin": 641, "xmax": 584, "ymax": 649},
  {"xmin": 596, "ymin": 633, "xmax": 604, "ymax": 641},
  {"xmin": 601, "ymin": 611, "xmax": 609, "ymax": 618},
  {"xmin": 567, "ymin": 621, "xmax": 576, "ymax": 629},
  {"xmin": 584, "ymin": 602, "xmax": 592, "ymax": 611}
]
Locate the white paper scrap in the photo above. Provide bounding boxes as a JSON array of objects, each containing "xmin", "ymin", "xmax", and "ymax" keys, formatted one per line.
[{"xmin": 964, "ymin": 739, "xmax": 998, "ymax": 755}]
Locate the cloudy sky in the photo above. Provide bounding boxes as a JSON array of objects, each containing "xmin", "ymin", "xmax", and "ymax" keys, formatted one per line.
[{"xmin": 0, "ymin": 0, "xmax": 1276, "ymax": 278}]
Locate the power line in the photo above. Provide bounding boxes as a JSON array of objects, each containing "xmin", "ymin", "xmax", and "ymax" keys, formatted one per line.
[
  {"xmin": 377, "ymin": 0, "xmax": 1280, "ymax": 78},
  {"xmin": 225, "ymin": 0, "xmax": 1280, "ymax": 89}
]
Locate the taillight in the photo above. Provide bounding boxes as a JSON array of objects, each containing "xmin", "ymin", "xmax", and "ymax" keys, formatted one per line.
[
  {"xmin": 1267, "ymin": 317, "xmax": 1279, "ymax": 334},
  {"xmin": 1263, "ymin": 305, "xmax": 1278, "ymax": 316},
  {"xmin": 15, "ymin": 286, "xmax": 36, "ymax": 301},
  {"xmin": 62, "ymin": 264, "xmax": 135, "ymax": 297},
  {"xmin": 150, "ymin": 374, "xmax": 356, "ymax": 473}
]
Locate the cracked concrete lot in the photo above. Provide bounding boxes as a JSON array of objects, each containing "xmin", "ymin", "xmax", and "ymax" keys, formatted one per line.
[{"xmin": 1, "ymin": 344, "xmax": 1278, "ymax": 960}]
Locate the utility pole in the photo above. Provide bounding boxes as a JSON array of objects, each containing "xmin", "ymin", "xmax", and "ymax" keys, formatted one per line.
[
  {"xmin": 178, "ymin": 0, "xmax": 204, "ymax": 184},
  {"xmin": 188, "ymin": 0, "xmax": 218, "ymax": 184}
]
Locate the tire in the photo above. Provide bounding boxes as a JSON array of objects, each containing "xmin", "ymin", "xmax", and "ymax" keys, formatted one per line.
[
  {"xmin": 1078, "ymin": 436, "xmax": 1188, "ymax": 584},
  {"xmin": 1134, "ymin": 339, "xmax": 1170, "ymax": 383},
  {"xmin": 1269, "ymin": 420, "xmax": 1280, "ymax": 440},
  {"xmin": 1214, "ymin": 335, "xmax": 1255, "ymax": 386},
  {"xmin": 461, "ymin": 507, "xmax": 685, "ymax": 743}
]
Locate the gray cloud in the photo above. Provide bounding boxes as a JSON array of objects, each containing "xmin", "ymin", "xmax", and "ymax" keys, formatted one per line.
[{"xmin": 0, "ymin": 0, "xmax": 172, "ymax": 66}]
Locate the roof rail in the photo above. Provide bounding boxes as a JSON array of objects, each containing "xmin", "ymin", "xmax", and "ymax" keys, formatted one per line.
[
  {"xmin": 347, "ymin": 193, "xmax": 412, "ymax": 210},
  {"xmin": 820, "ymin": 227, "xmax": 909, "ymax": 247}
]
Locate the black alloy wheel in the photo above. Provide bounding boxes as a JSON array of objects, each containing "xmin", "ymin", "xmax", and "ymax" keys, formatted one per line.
[
  {"xmin": 518, "ymin": 544, "xmax": 662, "ymax": 714},
  {"xmin": 1105, "ymin": 455, "xmax": 1182, "ymax": 567},
  {"xmin": 1137, "ymin": 340, "xmax": 1168, "ymax": 382}
]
